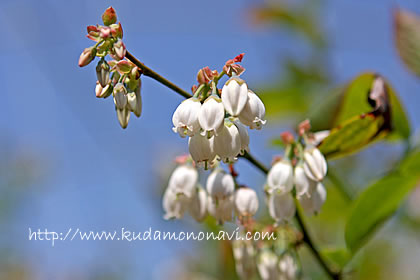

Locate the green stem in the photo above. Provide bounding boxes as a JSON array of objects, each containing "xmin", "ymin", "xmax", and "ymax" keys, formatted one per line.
[
  {"xmin": 126, "ymin": 51, "xmax": 192, "ymax": 99},
  {"xmin": 124, "ymin": 50, "xmax": 341, "ymax": 280}
]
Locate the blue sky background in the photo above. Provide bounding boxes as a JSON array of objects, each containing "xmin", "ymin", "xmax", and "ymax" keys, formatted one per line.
[{"xmin": 1, "ymin": 0, "xmax": 420, "ymax": 279}]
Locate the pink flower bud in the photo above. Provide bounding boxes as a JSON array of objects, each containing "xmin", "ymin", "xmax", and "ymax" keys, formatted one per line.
[
  {"xmin": 102, "ymin": 7, "xmax": 117, "ymax": 26},
  {"xmin": 280, "ymin": 132, "xmax": 294, "ymax": 145},
  {"xmin": 86, "ymin": 25, "xmax": 100, "ymax": 41},
  {"xmin": 99, "ymin": 26, "xmax": 111, "ymax": 38},
  {"xmin": 298, "ymin": 119, "xmax": 311, "ymax": 136},
  {"xmin": 197, "ymin": 67, "xmax": 214, "ymax": 84},
  {"xmin": 110, "ymin": 22, "xmax": 123, "ymax": 39},
  {"xmin": 78, "ymin": 47, "xmax": 96, "ymax": 67},
  {"xmin": 113, "ymin": 40, "xmax": 126, "ymax": 60}
]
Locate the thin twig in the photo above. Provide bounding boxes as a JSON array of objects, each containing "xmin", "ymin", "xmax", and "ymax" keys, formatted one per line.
[
  {"xmin": 126, "ymin": 51, "xmax": 192, "ymax": 99},
  {"xmin": 125, "ymin": 50, "xmax": 341, "ymax": 280}
]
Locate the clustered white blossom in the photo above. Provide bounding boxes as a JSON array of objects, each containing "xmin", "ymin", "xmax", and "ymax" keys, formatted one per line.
[
  {"xmin": 257, "ymin": 250, "xmax": 299, "ymax": 280},
  {"xmin": 265, "ymin": 127, "xmax": 328, "ymax": 224},
  {"xmin": 171, "ymin": 55, "xmax": 266, "ymax": 169},
  {"xmin": 162, "ymin": 159, "xmax": 259, "ymax": 225}
]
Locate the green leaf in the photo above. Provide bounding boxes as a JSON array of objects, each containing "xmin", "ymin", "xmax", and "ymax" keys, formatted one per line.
[
  {"xmin": 318, "ymin": 112, "xmax": 388, "ymax": 159},
  {"xmin": 345, "ymin": 149, "xmax": 420, "ymax": 253},
  {"xmin": 321, "ymin": 247, "xmax": 352, "ymax": 269},
  {"xmin": 332, "ymin": 73, "xmax": 410, "ymax": 141},
  {"xmin": 394, "ymin": 8, "xmax": 420, "ymax": 78}
]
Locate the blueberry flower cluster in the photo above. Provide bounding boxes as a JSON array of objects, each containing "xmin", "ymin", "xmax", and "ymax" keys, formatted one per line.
[
  {"xmin": 79, "ymin": 7, "xmax": 142, "ymax": 128},
  {"xmin": 172, "ymin": 54, "xmax": 266, "ymax": 168},
  {"xmin": 163, "ymin": 157, "xmax": 259, "ymax": 225},
  {"xmin": 265, "ymin": 122, "xmax": 329, "ymax": 223}
]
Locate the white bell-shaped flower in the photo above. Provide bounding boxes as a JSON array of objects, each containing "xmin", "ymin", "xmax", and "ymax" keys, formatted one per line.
[
  {"xmin": 238, "ymin": 90, "xmax": 266, "ymax": 130},
  {"xmin": 298, "ymin": 182, "xmax": 326, "ymax": 215},
  {"xmin": 127, "ymin": 88, "xmax": 142, "ymax": 118},
  {"xmin": 188, "ymin": 134, "xmax": 215, "ymax": 168},
  {"xmin": 188, "ymin": 186, "xmax": 208, "ymax": 222},
  {"xmin": 221, "ymin": 77, "xmax": 248, "ymax": 116},
  {"xmin": 162, "ymin": 188, "xmax": 189, "ymax": 220},
  {"xmin": 207, "ymin": 195, "xmax": 234, "ymax": 223},
  {"xmin": 294, "ymin": 164, "xmax": 317, "ymax": 197},
  {"xmin": 172, "ymin": 97, "xmax": 201, "ymax": 138},
  {"xmin": 257, "ymin": 250, "xmax": 280, "ymax": 280},
  {"xmin": 278, "ymin": 254, "xmax": 298, "ymax": 280},
  {"xmin": 167, "ymin": 164, "xmax": 198, "ymax": 198},
  {"xmin": 96, "ymin": 60, "xmax": 110, "ymax": 87},
  {"xmin": 233, "ymin": 239, "xmax": 256, "ymax": 280},
  {"xmin": 266, "ymin": 160, "xmax": 294, "ymax": 193},
  {"xmin": 268, "ymin": 191, "xmax": 296, "ymax": 223},
  {"xmin": 198, "ymin": 95, "xmax": 225, "ymax": 137},
  {"xmin": 234, "ymin": 187, "xmax": 259, "ymax": 217},
  {"xmin": 116, "ymin": 107, "xmax": 130, "ymax": 129},
  {"xmin": 213, "ymin": 120, "xmax": 242, "ymax": 163},
  {"xmin": 233, "ymin": 119, "xmax": 250, "ymax": 155},
  {"xmin": 113, "ymin": 83, "xmax": 127, "ymax": 110},
  {"xmin": 303, "ymin": 146, "xmax": 327, "ymax": 182},
  {"xmin": 206, "ymin": 169, "xmax": 235, "ymax": 200}
]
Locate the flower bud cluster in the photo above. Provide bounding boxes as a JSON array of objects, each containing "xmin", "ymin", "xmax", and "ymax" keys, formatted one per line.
[
  {"xmin": 79, "ymin": 7, "xmax": 142, "ymax": 129},
  {"xmin": 163, "ymin": 159, "xmax": 259, "ymax": 225},
  {"xmin": 265, "ymin": 123, "xmax": 328, "ymax": 223},
  {"xmin": 172, "ymin": 54, "xmax": 266, "ymax": 168}
]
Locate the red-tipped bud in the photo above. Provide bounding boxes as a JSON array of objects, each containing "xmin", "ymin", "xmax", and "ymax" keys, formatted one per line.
[
  {"xmin": 99, "ymin": 26, "xmax": 111, "ymax": 38},
  {"xmin": 197, "ymin": 66, "xmax": 214, "ymax": 84},
  {"xmin": 102, "ymin": 7, "xmax": 117, "ymax": 26},
  {"xmin": 223, "ymin": 63, "xmax": 245, "ymax": 77},
  {"xmin": 233, "ymin": 53, "xmax": 245, "ymax": 63},
  {"xmin": 78, "ymin": 47, "xmax": 96, "ymax": 67},
  {"xmin": 298, "ymin": 119, "xmax": 311, "ymax": 136},
  {"xmin": 281, "ymin": 131, "xmax": 294, "ymax": 145},
  {"xmin": 110, "ymin": 22, "xmax": 123, "ymax": 39}
]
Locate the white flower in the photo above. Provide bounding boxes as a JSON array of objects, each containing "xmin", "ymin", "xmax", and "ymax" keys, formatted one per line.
[
  {"xmin": 113, "ymin": 83, "xmax": 127, "ymax": 109},
  {"xmin": 266, "ymin": 160, "xmax": 294, "ymax": 193},
  {"xmin": 206, "ymin": 169, "xmax": 235, "ymax": 200},
  {"xmin": 303, "ymin": 146, "xmax": 327, "ymax": 182},
  {"xmin": 278, "ymin": 254, "xmax": 298, "ymax": 280},
  {"xmin": 167, "ymin": 164, "xmax": 198, "ymax": 198},
  {"xmin": 116, "ymin": 107, "xmax": 130, "ymax": 129},
  {"xmin": 162, "ymin": 188, "xmax": 189, "ymax": 220},
  {"xmin": 172, "ymin": 97, "xmax": 201, "ymax": 138},
  {"xmin": 307, "ymin": 130, "xmax": 330, "ymax": 146},
  {"xmin": 298, "ymin": 182, "xmax": 326, "ymax": 215},
  {"xmin": 198, "ymin": 95, "xmax": 225, "ymax": 137},
  {"xmin": 234, "ymin": 188, "xmax": 259, "ymax": 217},
  {"xmin": 233, "ymin": 119, "xmax": 250, "ymax": 155},
  {"xmin": 238, "ymin": 90, "xmax": 266, "ymax": 130},
  {"xmin": 188, "ymin": 186, "xmax": 208, "ymax": 222},
  {"xmin": 221, "ymin": 77, "xmax": 248, "ymax": 116},
  {"xmin": 294, "ymin": 164, "xmax": 317, "ymax": 197},
  {"xmin": 268, "ymin": 191, "xmax": 296, "ymax": 223},
  {"xmin": 188, "ymin": 134, "xmax": 215, "ymax": 168},
  {"xmin": 127, "ymin": 87, "xmax": 142, "ymax": 118},
  {"xmin": 257, "ymin": 250, "xmax": 280, "ymax": 280},
  {"xmin": 95, "ymin": 82, "xmax": 112, "ymax": 98},
  {"xmin": 207, "ymin": 195, "xmax": 234, "ymax": 223},
  {"xmin": 213, "ymin": 120, "xmax": 242, "ymax": 163},
  {"xmin": 233, "ymin": 239, "xmax": 256, "ymax": 279}
]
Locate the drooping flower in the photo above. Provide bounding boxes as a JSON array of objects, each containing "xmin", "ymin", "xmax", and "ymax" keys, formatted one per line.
[
  {"xmin": 95, "ymin": 82, "xmax": 112, "ymax": 98},
  {"xmin": 278, "ymin": 254, "xmax": 299, "ymax": 280},
  {"xmin": 234, "ymin": 187, "xmax": 259, "ymax": 217},
  {"xmin": 78, "ymin": 47, "xmax": 96, "ymax": 67},
  {"xmin": 207, "ymin": 195, "xmax": 234, "ymax": 223},
  {"xmin": 213, "ymin": 120, "xmax": 242, "ymax": 163},
  {"xmin": 198, "ymin": 95, "xmax": 225, "ymax": 138},
  {"xmin": 294, "ymin": 164, "xmax": 317, "ymax": 197},
  {"xmin": 206, "ymin": 169, "xmax": 235, "ymax": 200},
  {"xmin": 188, "ymin": 186, "xmax": 208, "ymax": 222},
  {"xmin": 257, "ymin": 250, "xmax": 280, "ymax": 280},
  {"xmin": 167, "ymin": 164, "xmax": 198, "ymax": 198},
  {"xmin": 303, "ymin": 146, "xmax": 327, "ymax": 182},
  {"xmin": 127, "ymin": 86, "xmax": 142, "ymax": 118},
  {"xmin": 266, "ymin": 160, "xmax": 294, "ymax": 193},
  {"xmin": 238, "ymin": 90, "xmax": 266, "ymax": 130},
  {"xmin": 162, "ymin": 187, "xmax": 189, "ymax": 220},
  {"xmin": 268, "ymin": 191, "xmax": 296, "ymax": 223},
  {"xmin": 96, "ymin": 60, "xmax": 110, "ymax": 87},
  {"xmin": 233, "ymin": 239, "xmax": 256, "ymax": 280},
  {"xmin": 221, "ymin": 77, "xmax": 248, "ymax": 116},
  {"xmin": 113, "ymin": 83, "xmax": 127, "ymax": 109},
  {"xmin": 116, "ymin": 107, "xmax": 130, "ymax": 129},
  {"xmin": 233, "ymin": 119, "xmax": 250, "ymax": 155},
  {"xmin": 172, "ymin": 97, "xmax": 201, "ymax": 138},
  {"xmin": 188, "ymin": 133, "xmax": 215, "ymax": 168},
  {"xmin": 298, "ymin": 182, "xmax": 326, "ymax": 215}
]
